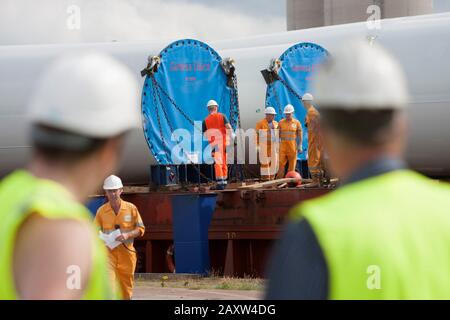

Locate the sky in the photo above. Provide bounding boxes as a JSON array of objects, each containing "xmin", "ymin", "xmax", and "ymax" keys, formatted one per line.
[
  {"xmin": 0, "ymin": 0, "xmax": 286, "ymax": 45},
  {"xmin": 0, "ymin": 0, "xmax": 449, "ymax": 46},
  {"xmin": 435, "ymin": 0, "xmax": 450, "ymax": 12}
]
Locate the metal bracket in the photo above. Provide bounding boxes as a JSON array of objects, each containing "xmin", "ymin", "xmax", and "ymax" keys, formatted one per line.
[
  {"xmin": 221, "ymin": 57, "xmax": 236, "ymax": 88},
  {"xmin": 141, "ymin": 55, "xmax": 161, "ymax": 77},
  {"xmin": 240, "ymin": 190, "xmax": 251, "ymax": 200},
  {"xmin": 255, "ymin": 190, "xmax": 266, "ymax": 202},
  {"xmin": 261, "ymin": 58, "xmax": 281, "ymax": 85}
]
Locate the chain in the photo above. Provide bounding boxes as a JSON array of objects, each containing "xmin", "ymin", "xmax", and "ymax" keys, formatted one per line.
[
  {"xmin": 232, "ymin": 75, "xmax": 242, "ymax": 128},
  {"xmin": 277, "ymin": 76, "xmax": 303, "ymax": 103},
  {"xmin": 152, "ymin": 77, "xmax": 175, "ymax": 134},
  {"xmin": 148, "ymin": 72, "xmax": 250, "ymax": 185},
  {"xmin": 152, "ymin": 77, "xmax": 202, "ymax": 133},
  {"xmin": 151, "ymin": 80, "xmax": 171, "ymax": 161},
  {"xmin": 226, "ymin": 74, "xmax": 244, "ymax": 181},
  {"xmin": 271, "ymin": 84, "xmax": 283, "ymax": 116}
]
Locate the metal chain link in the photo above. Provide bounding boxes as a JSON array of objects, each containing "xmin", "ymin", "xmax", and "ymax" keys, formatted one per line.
[
  {"xmin": 277, "ymin": 76, "xmax": 303, "ymax": 103},
  {"xmin": 229, "ymin": 74, "xmax": 247, "ymax": 181},
  {"xmin": 271, "ymin": 84, "xmax": 283, "ymax": 116},
  {"xmin": 152, "ymin": 76, "xmax": 202, "ymax": 133},
  {"xmin": 232, "ymin": 75, "xmax": 242, "ymax": 128},
  {"xmin": 152, "ymin": 76, "xmax": 175, "ymax": 134},
  {"xmin": 151, "ymin": 82, "xmax": 171, "ymax": 160}
]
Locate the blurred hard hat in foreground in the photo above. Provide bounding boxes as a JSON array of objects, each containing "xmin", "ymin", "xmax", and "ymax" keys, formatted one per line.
[
  {"xmin": 28, "ymin": 52, "xmax": 140, "ymax": 138},
  {"xmin": 313, "ymin": 40, "xmax": 408, "ymax": 110},
  {"xmin": 302, "ymin": 93, "xmax": 314, "ymax": 101}
]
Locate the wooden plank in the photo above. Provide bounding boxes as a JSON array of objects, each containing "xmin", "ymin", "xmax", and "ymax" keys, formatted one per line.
[{"xmin": 238, "ymin": 178, "xmax": 309, "ymax": 190}]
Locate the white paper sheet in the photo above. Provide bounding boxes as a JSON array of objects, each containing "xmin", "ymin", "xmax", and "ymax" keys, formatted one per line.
[{"xmin": 99, "ymin": 229, "xmax": 122, "ymax": 250}]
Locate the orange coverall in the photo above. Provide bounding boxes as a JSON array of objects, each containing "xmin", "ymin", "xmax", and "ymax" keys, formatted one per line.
[
  {"xmin": 276, "ymin": 118, "xmax": 302, "ymax": 179},
  {"xmin": 305, "ymin": 106, "xmax": 323, "ymax": 177},
  {"xmin": 203, "ymin": 113, "xmax": 229, "ymax": 184},
  {"xmin": 255, "ymin": 118, "xmax": 278, "ymax": 180},
  {"xmin": 94, "ymin": 200, "xmax": 145, "ymax": 299}
]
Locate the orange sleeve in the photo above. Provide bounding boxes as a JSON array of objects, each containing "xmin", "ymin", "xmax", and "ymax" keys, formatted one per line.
[
  {"xmin": 310, "ymin": 111, "xmax": 320, "ymax": 133},
  {"xmin": 297, "ymin": 120, "xmax": 303, "ymax": 140},
  {"xmin": 255, "ymin": 121, "xmax": 261, "ymax": 145},
  {"xmin": 93, "ymin": 209, "xmax": 102, "ymax": 230},
  {"xmin": 133, "ymin": 205, "xmax": 145, "ymax": 237}
]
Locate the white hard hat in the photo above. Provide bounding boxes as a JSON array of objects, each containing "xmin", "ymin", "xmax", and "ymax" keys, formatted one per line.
[
  {"xmin": 313, "ymin": 40, "xmax": 408, "ymax": 110},
  {"xmin": 207, "ymin": 100, "xmax": 218, "ymax": 108},
  {"xmin": 28, "ymin": 52, "xmax": 140, "ymax": 138},
  {"xmin": 264, "ymin": 107, "xmax": 277, "ymax": 115},
  {"xmin": 103, "ymin": 175, "xmax": 123, "ymax": 190},
  {"xmin": 283, "ymin": 104, "xmax": 295, "ymax": 114},
  {"xmin": 302, "ymin": 93, "xmax": 314, "ymax": 101}
]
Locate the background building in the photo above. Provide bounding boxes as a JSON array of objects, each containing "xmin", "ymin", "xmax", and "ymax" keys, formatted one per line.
[{"xmin": 287, "ymin": 0, "xmax": 434, "ymax": 30}]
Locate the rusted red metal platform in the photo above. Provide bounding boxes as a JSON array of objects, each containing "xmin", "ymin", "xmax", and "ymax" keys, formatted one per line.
[{"xmin": 126, "ymin": 187, "xmax": 328, "ymax": 277}]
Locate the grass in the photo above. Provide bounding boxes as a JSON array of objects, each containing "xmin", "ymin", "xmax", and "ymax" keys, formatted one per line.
[{"xmin": 135, "ymin": 275, "xmax": 265, "ymax": 291}]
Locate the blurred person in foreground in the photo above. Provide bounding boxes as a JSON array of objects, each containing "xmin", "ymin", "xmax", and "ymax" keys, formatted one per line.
[
  {"xmin": 0, "ymin": 52, "xmax": 140, "ymax": 299},
  {"xmin": 266, "ymin": 40, "xmax": 450, "ymax": 300}
]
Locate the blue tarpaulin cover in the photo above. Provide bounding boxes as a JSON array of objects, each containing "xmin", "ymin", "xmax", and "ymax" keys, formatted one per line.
[
  {"xmin": 141, "ymin": 39, "xmax": 238, "ymax": 165},
  {"xmin": 265, "ymin": 42, "xmax": 328, "ymax": 160}
]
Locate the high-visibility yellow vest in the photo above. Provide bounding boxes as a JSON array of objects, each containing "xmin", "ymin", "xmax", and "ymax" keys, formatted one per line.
[
  {"xmin": 0, "ymin": 170, "xmax": 114, "ymax": 299},
  {"xmin": 291, "ymin": 170, "xmax": 450, "ymax": 299}
]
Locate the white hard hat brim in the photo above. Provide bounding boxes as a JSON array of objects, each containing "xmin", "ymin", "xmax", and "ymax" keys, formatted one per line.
[{"xmin": 103, "ymin": 186, "xmax": 123, "ymax": 190}]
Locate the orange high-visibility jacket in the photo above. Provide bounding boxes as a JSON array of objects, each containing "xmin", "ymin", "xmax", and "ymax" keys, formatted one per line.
[
  {"xmin": 204, "ymin": 113, "xmax": 229, "ymax": 147},
  {"xmin": 278, "ymin": 118, "xmax": 302, "ymax": 154},
  {"xmin": 255, "ymin": 118, "xmax": 278, "ymax": 146}
]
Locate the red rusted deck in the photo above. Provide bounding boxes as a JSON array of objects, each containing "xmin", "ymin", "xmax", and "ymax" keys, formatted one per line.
[{"xmin": 125, "ymin": 187, "xmax": 328, "ymax": 277}]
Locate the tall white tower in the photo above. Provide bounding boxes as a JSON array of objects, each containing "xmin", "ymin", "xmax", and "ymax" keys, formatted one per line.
[{"xmin": 287, "ymin": 0, "xmax": 434, "ymax": 30}]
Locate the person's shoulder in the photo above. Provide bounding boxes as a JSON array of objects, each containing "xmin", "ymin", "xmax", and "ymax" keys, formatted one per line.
[
  {"xmin": 123, "ymin": 200, "xmax": 138, "ymax": 212},
  {"xmin": 311, "ymin": 107, "xmax": 320, "ymax": 116},
  {"xmin": 96, "ymin": 202, "xmax": 110, "ymax": 215},
  {"xmin": 401, "ymin": 170, "xmax": 450, "ymax": 201},
  {"xmin": 290, "ymin": 186, "xmax": 345, "ymax": 221}
]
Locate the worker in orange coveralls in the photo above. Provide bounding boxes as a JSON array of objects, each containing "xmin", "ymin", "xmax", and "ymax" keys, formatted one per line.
[
  {"xmin": 202, "ymin": 99, "xmax": 233, "ymax": 190},
  {"xmin": 276, "ymin": 104, "xmax": 303, "ymax": 179},
  {"xmin": 95, "ymin": 175, "xmax": 145, "ymax": 300},
  {"xmin": 302, "ymin": 93, "xmax": 324, "ymax": 186},
  {"xmin": 255, "ymin": 106, "xmax": 279, "ymax": 181}
]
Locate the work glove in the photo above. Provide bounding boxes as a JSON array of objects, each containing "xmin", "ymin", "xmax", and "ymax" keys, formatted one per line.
[{"xmin": 297, "ymin": 145, "xmax": 303, "ymax": 153}]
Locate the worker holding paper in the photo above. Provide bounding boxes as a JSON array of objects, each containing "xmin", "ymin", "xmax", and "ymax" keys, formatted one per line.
[{"xmin": 94, "ymin": 175, "xmax": 145, "ymax": 300}]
